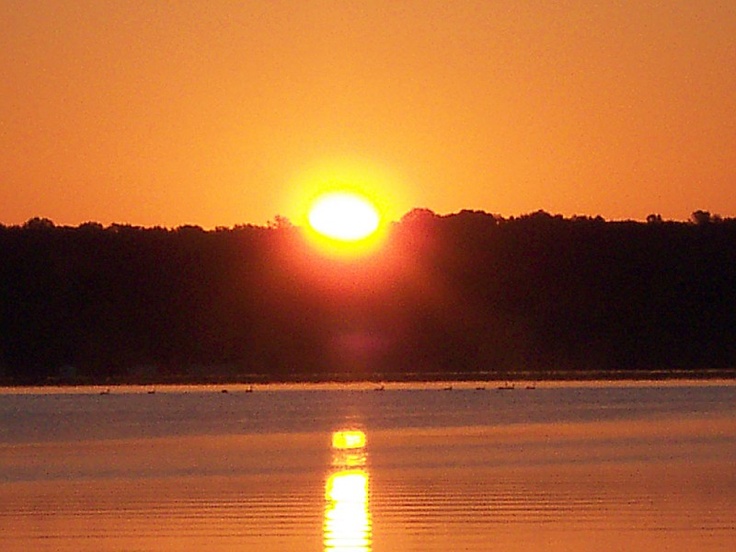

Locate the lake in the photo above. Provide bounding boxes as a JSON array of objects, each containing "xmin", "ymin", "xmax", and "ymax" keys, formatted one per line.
[{"xmin": 1, "ymin": 381, "xmax": 734, "ymax": 551}]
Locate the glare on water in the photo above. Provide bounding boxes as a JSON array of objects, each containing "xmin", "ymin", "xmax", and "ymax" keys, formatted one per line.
[{"xmin": 325, "ymin": 429, "xmax": 371, "ymax": 551}]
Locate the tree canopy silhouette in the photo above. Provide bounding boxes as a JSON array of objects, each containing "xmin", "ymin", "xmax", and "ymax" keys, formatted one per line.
[{"xmin": 1, "ymin": 211, "xmax": 735, "ymax": 384}]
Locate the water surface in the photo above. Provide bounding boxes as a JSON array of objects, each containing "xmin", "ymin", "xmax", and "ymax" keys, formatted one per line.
[{"xmin": 1, "ymin": 381, "xmax": 734, "ymax": 550}]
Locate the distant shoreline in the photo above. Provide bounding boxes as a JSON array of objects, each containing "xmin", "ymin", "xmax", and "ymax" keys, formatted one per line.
[{"xmin": 2, "ymin": 368, "xmax": 735, "ymax": 389}]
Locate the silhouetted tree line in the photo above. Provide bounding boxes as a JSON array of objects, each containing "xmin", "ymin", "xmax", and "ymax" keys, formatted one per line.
[{"xmin": 1, "ymin": 210, "xmax": 735, "ymax": 384}]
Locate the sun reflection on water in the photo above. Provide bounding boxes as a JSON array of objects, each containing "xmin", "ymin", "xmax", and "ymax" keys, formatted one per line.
[{"xmin": 324, "ymin": 430, "xmax": 371, "ymax": 551}]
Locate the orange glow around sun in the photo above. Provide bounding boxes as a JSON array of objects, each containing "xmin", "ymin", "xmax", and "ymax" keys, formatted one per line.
[{"xmin": 288, "ymin": 157, "xmax": 405, "ymax": 259}]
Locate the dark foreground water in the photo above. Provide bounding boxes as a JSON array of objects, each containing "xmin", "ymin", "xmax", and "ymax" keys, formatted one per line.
[{"xmin": 1, "ymin": 381, "xmax": 734, "ymax": 551}]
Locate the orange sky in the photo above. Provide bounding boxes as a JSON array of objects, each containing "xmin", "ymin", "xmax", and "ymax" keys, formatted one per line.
[{"xmin": 2, "ymin": 1, "xmax": 735, "ymax": 228}]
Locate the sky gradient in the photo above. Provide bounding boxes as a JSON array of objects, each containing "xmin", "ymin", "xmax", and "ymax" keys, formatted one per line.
[{"xmin": 2, "ymin": 1, "xmax": 735, "ymax": 228}]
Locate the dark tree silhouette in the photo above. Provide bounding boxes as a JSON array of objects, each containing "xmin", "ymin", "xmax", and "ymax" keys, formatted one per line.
[{"xmin": 1, "ymin": 211, "xmax": 735, "ymax": 384}]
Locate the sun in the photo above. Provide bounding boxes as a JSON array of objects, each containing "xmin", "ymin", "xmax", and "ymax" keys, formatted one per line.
[{"xmin": 307, "ymin": 191, "xmax": 381, "ymax": 242}]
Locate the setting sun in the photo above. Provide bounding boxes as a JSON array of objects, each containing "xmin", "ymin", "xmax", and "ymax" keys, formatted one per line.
[{"xmin": 308, "ymin": 192, "xmax": 380, "ymax": 242}]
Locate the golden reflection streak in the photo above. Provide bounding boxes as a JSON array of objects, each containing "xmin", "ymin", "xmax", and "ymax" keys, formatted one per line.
[
  {"xmin": 332, "ymin": 430, "xmax": 366, "ymax": 451},
  {"xmin": 325, "ymin": 430, "xmax": 371, "ymax": 551}
]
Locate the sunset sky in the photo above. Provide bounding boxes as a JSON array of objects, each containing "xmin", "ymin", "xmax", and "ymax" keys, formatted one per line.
[{"xmin": 2, "ymin": 1, "xmax": 735, "ymax": 228}]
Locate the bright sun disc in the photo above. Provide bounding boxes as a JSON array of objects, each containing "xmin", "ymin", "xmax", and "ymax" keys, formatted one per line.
[{"xmin": 308, "ymin": 192, "xmax": 380, "ymax": 242}]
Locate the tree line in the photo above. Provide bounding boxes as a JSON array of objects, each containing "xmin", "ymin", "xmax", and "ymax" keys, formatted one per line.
[{"xmin": 1, "ymin": 210, "xmax": 735, "ymax": 384}]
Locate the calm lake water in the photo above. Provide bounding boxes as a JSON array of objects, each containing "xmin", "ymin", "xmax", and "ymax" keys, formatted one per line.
[{"xmin": 1, "ymin": 381, "xmax": 734, "ymax": 551}]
